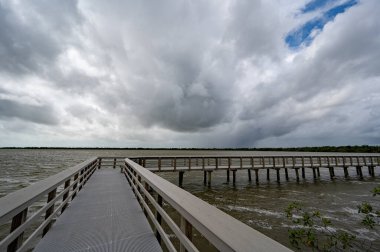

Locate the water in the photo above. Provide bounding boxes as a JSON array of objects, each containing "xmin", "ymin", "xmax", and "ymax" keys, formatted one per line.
[{"xmin": 1, "ymin": 149, "xmax": 379, "ymax": 251}]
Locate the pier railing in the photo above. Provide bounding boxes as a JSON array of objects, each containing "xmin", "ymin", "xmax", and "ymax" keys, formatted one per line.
[
  {"xmin": 130, "ymin": 155, "xmax": 380, "ymax": 184},
  {"xmin": 132, "ymin": 155, "xmax": 380, "ymax": 171},
  {"xmin": 123, "ymin": 158, "xmax": 291, "ymax": 252},
  {"xmin": 0, "ymin": 157, "xmax": 98, "ymax": 252}
]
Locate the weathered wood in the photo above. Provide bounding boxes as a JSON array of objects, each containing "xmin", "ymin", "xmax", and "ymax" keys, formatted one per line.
[
  {"xmin": 61, "ymin": 179, "xmax": 71, "ymax": 213},
  {"xmin": 301, "ymin": 168, "xmax": 305, "ymax": 179},
  {"xmin": 179, "ymin": 171, "xmax": 185, "ymax": 187},
  {"xmin": 7, "ymin": 208, "xmax": 27, "ymax": 252},
  {"xmin": 232, "ymin": 170, "xmax": 236, "ymax": 185},
  {"xmin": 180, "ymin": 217, "xmax": 193, "ymax": 252},
  {"xmin": 295, "ymin": 168, "xmax": 300, "ymax": 182},
  {"xmin": 204, "ymin": 171, "xmax": 207, "ymax": 185},
  {"xmin": 226, "ymin": 169, "xmax": 230, "ymax": 183},
  {"xmin": 276, "ymin": 169, "xmax": 280, "ymax": 183},
  {"xmin": 125, "ymin": 159, "xmax": 292, "ymax": 252},
  {"xmin": 248, "ymin": 169, "xmax": 252, "ymax": 182},
  {"xmin": 207, "ymin": 171, "xmax": 212, "ymax": 187},
  {"xmin": 358, "ymin": 166, "xmax": 363, "ymax": 179},
  {"xmin": 285, "ymin": 168, "xmax": 289, "ymax": 181},
  {"xmin": 312, "ymin": 168, "xmax": 317, "ymax": 180},
  {"xmin": 344, "ymin": 167, "xmax": 349, "ymax": 178},
  {"xmin": 156, "ymin": 195, "xmax": 163, "ymax": 244},
  {"xmin": 43, "ymin": 189, "xmax": 57, "ymax": 236},
  {"xmin": 255, "ymin": 169, "xmax": 259, "ymax": 183},
  {"xmin": 267, "ymin": 169, "xmax": 270, "ymax": 181}
]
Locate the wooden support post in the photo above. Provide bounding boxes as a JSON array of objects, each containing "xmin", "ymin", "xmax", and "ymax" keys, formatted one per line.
[
  {"xmin": 43, "ymin": 188, "xmax": 57, "ymax": 236},
  {"xmin": 8, "ymin": 208, "xmax": 28, "ymax": 252},
  {"xmin": 248, "ymin": 169, "xmax": 252, "ymax": 182},
  {"xmin": 232, "ymin": 170, "xmax": 236, "ymax": 185},
  {"xmin": 329, "ymin": 167, "xmax": 334, "ymax": 180},
  {"xmin": 357, "ymin": 166, "xmax": 363, "ymax": 179},
  {"xmin": 255, "ymin": 169, "xmax": 259, "ymax": 183},
  {"xmin": 267, "ymin": 169, "xmax": 270, "ymax": 181},
  {"xmin": 301, "ymin": 168, "xmax": 305, "ymax": 179},
  {"xmin": 71, "ymin": 173, "xmax": 79, "ymax": 200},
  {"xmin": 203, "ymin": 171, "xmax": 207, "ymax": 185},
  {"xmin": 158, "ymin": 158, "xmax": 161, "ymax": 172},
  {"xmin": 371, "ymin": 166, "xmax": 375, "ymax": 177},
  {"xmin": 207, "ymin": 171, "xmax": 212, "ymax": 187},
  {"xmin": 188, "ymin": 157, "xmax": 191, "ymax": 170},
  {"xmin": 226, "ymin": 169, "xmax": 230, "ymax": 183},
  {"xmin": 202, "ymin": 157, "xmax": 205, "ymax": 170},
  {"xmin": 156, "ymin": 195, "xmax": 163, "ymax": 244},
  {"xmin": 368, "ymin": 166, "xmax": 373, "ymax": 177},
  {"xmin": 179, "ymin": 171, "xmax": 185, "ymax": 187},
  {"xmin": 228, "ymin": 158, "xmax": 231, "ymax": 170},
  {"xmin": 276, "ymin": 169, "xmax": 280, "ymax": 183},
  {"xmin": 180, "ymin": 216, "xmax": 193, "ymax": 252},
  {"xmin": 174, "ymin": 157, "xmax": 177, "ymax": 171},
  {"xmin": 113, "ymin": 158, "xmax": 116, "ymax": 169},
  {"xmin": 317, "ymin": 167, "xmax": 320, "ymax": 177},
  {"xmin": 98, "ymin": 158, "xmax": 102, "ymax": 169},
  {"xmin": 295, "ymin": 168, "xmax": 300, "ymax": 182},
  {"xmin": 344, "ymin": 167, "xmax": 349, "ymax": 178},
  {"xmin": 285, "ymin": 168, "xmax": 289, "ymax": 181},
  {"xmin": 312, "ymin": 168, "xmax": 317, "ymax": 180},
  {"xmin": 62, "ymin": 179, "xmax": 71, "ymax": 213},
  {"xmin": 215, "ymin": 158, "xmax": 218, "ymax": 169},
  {"xmin": 240, "ymin": 157, "xmax": 243, "ymax": 169}
]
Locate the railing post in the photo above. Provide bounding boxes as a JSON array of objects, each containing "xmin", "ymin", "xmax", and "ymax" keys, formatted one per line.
[
  {"xmin": 43, "ymin": 188, "xmax": 57, "ymax": 236},
  {"xmin": 158, "ymin": 157, "xmax": 161, "ymax": 172},
  {"xmin": 180, "ymin": 216, "xmax": 193, "ymax": 252},
  {"xmin": 7, "ymin": 208, "xmax": 28, "ymax": 252},
  {"xmin": 98, "ymin": 158, "xmax": 102, "ymax": 169},
  {"xmin": 72, "ymin": 173, "xmax": 79, "ymax": 200},
  {"xmin": 156, "ymin": 195, "xmax": 163, "ymax": 244},
  {"xmin": 62, "ymin": 179, "xmax": 71, "ymax": 213}
]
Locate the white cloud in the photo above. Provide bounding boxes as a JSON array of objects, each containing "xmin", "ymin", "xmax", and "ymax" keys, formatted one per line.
[{"xmin": 0, "ymin": 0, "xmax": 379, "ymax": 147}]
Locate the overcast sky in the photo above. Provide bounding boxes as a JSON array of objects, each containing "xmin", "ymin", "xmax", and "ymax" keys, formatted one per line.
[{"xmin": 0, "ymin": 0, "xmax": 379, "ymax": 147}]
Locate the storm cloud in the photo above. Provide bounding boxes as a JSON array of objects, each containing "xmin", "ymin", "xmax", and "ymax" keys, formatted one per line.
[{"xmin": 0, "ymin": 0, "xmax": 379, "ymax": 147}]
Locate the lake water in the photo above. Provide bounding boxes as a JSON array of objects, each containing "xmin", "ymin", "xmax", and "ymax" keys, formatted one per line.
[{"xmin": 1, "ymin": 149, "xmax": 379, "ymax": 251}]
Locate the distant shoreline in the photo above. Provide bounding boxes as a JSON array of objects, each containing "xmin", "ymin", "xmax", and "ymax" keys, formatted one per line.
[{"xmin": 0, "ymin": 145, "xmax": 379, "ymax": 153}]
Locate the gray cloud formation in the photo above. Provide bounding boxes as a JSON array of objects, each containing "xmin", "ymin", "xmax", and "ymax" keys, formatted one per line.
[{"xmin": 0, "ymin": 0, "xmax": 379, "ymax": 147}]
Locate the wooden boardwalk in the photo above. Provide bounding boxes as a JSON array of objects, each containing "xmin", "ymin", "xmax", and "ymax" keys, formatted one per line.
[{"xmin": 34, "ymin": 169, "xmax": 161, "ymax": 252}]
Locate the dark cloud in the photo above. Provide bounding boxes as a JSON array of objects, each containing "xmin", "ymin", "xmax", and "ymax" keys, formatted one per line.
[
  {"xmin": 0, "ymin": 99, "xmax": 58, "ymax": 125},
  {"xmin": 0, "ymin": 0, "xmax": 379, "ymax": 147},
  {"xmin": 0, "ymin": 0, "xmax": 81, "ymax": 75}
]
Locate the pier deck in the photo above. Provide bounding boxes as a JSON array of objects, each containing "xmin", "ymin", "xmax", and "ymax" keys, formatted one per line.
[{"xmin": 34, "ymin": 168, "xmax": 161, "ymax": 252}]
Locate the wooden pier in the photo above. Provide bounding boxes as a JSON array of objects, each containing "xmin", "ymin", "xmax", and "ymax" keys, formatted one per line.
[
  {"xmin": 0, "ymin": 156, "xmax": 293, "ymax": 252},
  {"xmin": 131, "ymin": 155, "xmax": 380, "ymax": 186},
  {"xmin": 1, "ymin": 154, "xmax": 379, "ymax": 251}
]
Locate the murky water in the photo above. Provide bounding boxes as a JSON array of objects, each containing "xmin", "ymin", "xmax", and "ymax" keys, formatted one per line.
[{"xmin": 1, "ymin": 149, "xmax": 379, "ymax": 251}]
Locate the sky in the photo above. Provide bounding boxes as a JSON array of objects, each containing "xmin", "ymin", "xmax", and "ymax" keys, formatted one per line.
[{"xmin": 0, "ymin": 0, "xmax": 379, "ymax": 148}]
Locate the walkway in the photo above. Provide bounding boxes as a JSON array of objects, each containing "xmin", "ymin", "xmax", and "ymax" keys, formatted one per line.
[{"xmin": 34, "ymin": 168, "xmax": 162, "ymax": 252}]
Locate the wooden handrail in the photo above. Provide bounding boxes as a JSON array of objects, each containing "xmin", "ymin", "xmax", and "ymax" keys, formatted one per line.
[
  {"xmin": 0, "ymin": 157, "xmax": 98, "ymax": 252},
  {"xmin": 124, "ymin": 158, "xmax": 291, "ymax": 252}
]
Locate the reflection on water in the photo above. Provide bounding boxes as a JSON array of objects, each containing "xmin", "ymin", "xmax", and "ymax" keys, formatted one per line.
[{"xmin": 0, "ymin": 149, "xmax": 379, "ymax": 250}]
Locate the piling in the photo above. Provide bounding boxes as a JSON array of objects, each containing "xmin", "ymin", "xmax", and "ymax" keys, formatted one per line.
[
  {"xmin": 295, "ymin": 168, "xmax": 300, "ymax": 182},
  {"xmin": 267, "ymin": 169, "xmax": 270, "ymax": 181},
  {"xmin": 255, "ymin": 169, "xmax": 259, "ymax": 183},
  {"xmin": 344, "ymin": 167, "xmax": 349, "ymax": 178},
  {"xmin": 207, "ymin": 171, "xmax": 212, "ymax": 187},
  {"xmin": 276, "ymin": 169, "xmax": 280, "ymax": 183},
  {"xmin": 179, "ymin": 171, "xmax": 184, "ymax": 187},
  {"xmin": 312, "ymin": 168, "xmax": 317, "ymax": 180},
  {"xmin": 232, "ymin": 170, "xmax": 236, "ymax": 185},
  {"xmin": 285, "ymin": 168, "xmax": 289, "ymax": 181},
  {"xmin": 248, "ymin": 169, "xmax": 252, "ymax": 182}
]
